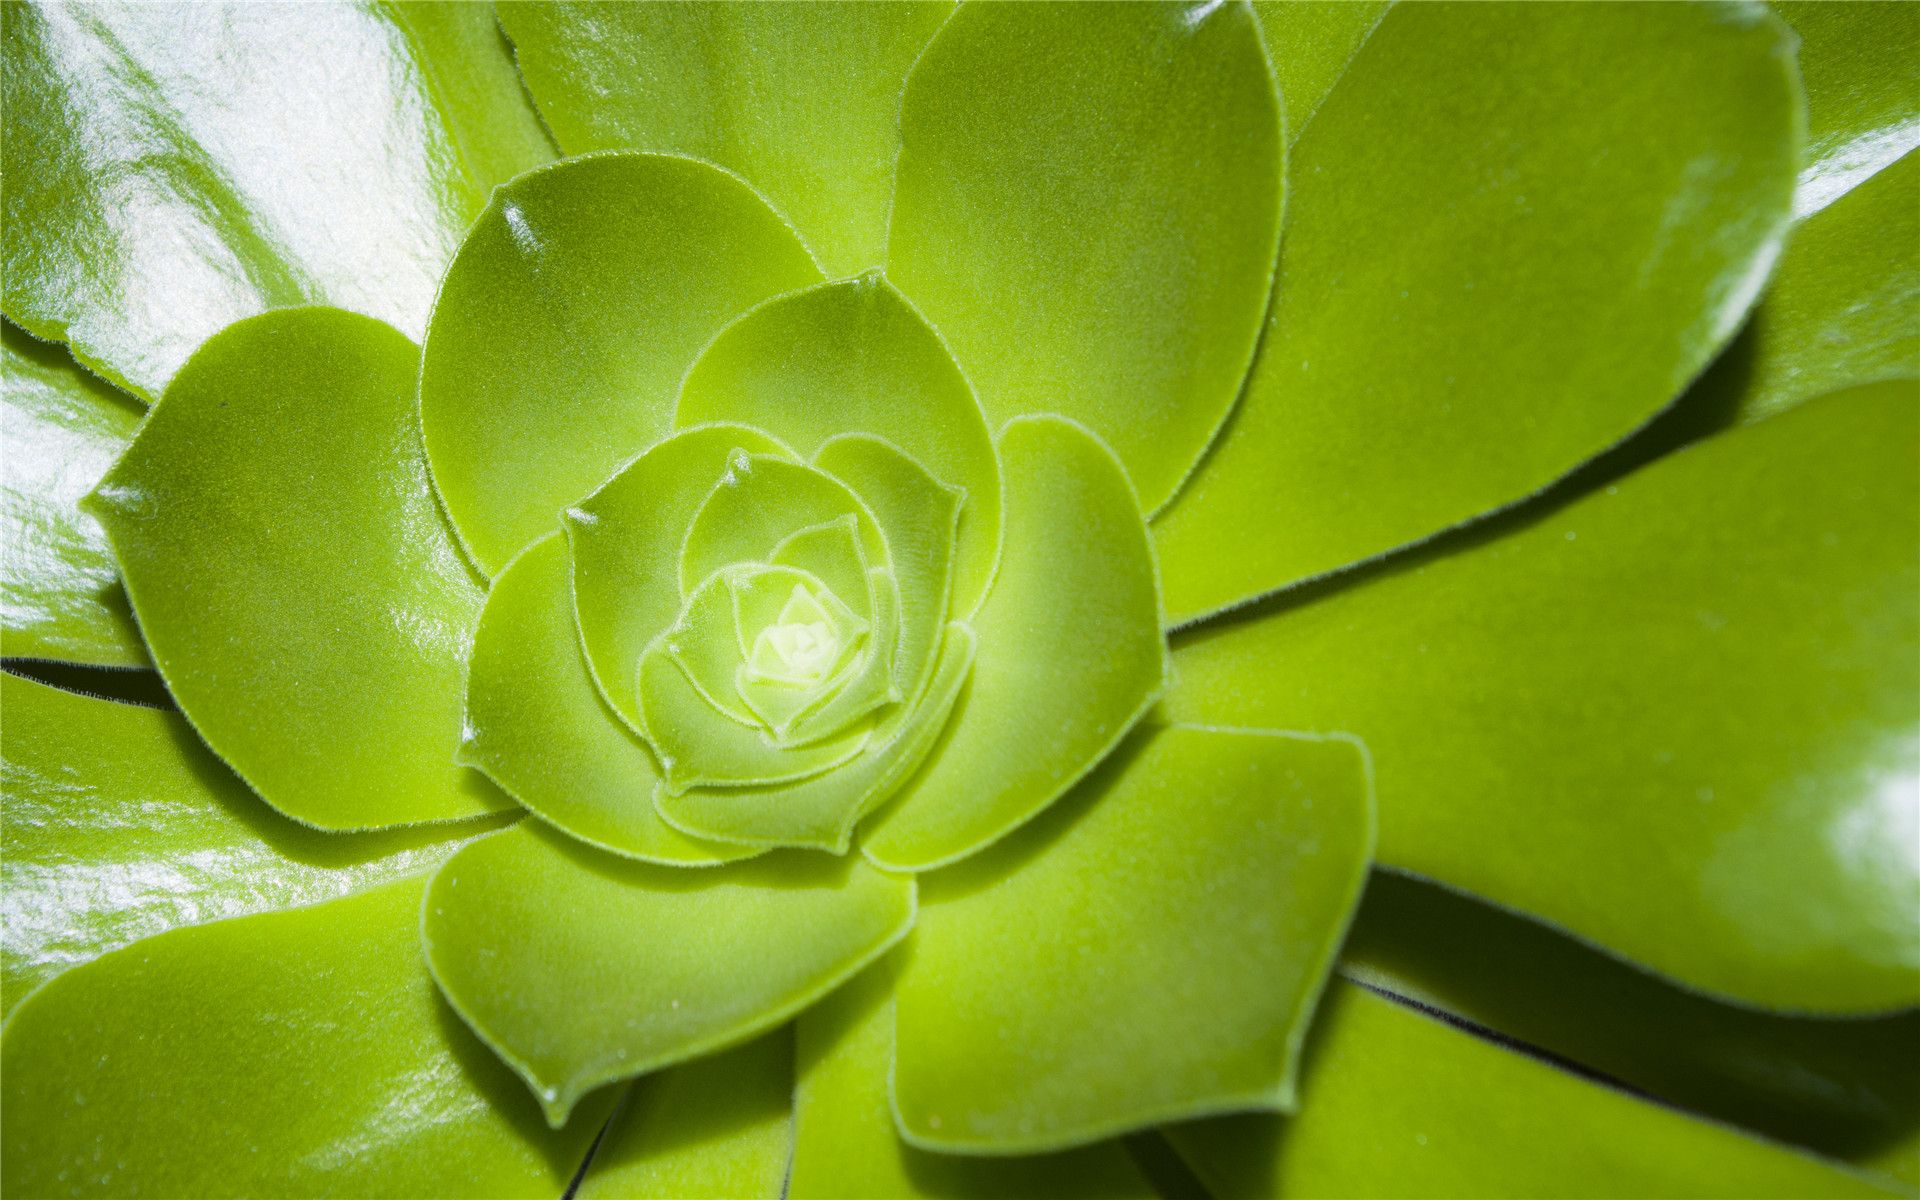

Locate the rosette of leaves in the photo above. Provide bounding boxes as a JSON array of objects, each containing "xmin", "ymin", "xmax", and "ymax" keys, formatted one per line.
[{"xmin": 2, "ymin": 2, "xmax": 1916, "ymax": 1198}]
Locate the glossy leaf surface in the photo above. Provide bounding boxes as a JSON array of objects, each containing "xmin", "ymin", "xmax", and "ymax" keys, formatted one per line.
[
  {"xmin": 895, "ymin": 725, "xmax": 1372, "ymax": 1152},
  {"xmin": 1166, "ymin": 981, "xmax": 1891, "ymax": 1199},
  {"xmin": 1250, "ymin": 0, "xmax": 1391, "ymax": 144},
  {"xmin": 1775, "ymin": 0, "xmax": 1920, "ymax": 218},
  {"xmin": 1, "ymin": 321, "xmax": 145, "ymax": 665},
  {"xmin": 575, "ymin": 1028, "xmax": 793, "ymax": 1200},
  {"xmin": 863, "ymin": 417, "xmax": 1164, "ymax": 872},
  {"xmin": 677, "ymin": 276, "xmax": 1001, "ymax": 617},
  {"xmin": 791, "ymin": 959, "xmax": 1156, "ymax": 1200},
  {"xmin": 1169, "ymin": 381, "xmax": 1920, "ymax": 1012},
  {"xmin": 501, "ymin": 1, "xmax": 950, "ymax": 277},
  {"xmin": 1342, "ymin": 871, "xmax": 1920, "ymax": 1185},
  {"xmin": 1154, "ymin": 1, "xmax": 1798, "ymax": 622},
  {"xmin": 0, "ymin": 0, "xmax": 552, "ymax": 401},
  {"xmin": 89, "ymin": 307, "xmax": 506, "ymax": 830},
  {"xmin": 1727, "ymin": 148, "xmax": 1918, "ymax": 426},
  {"xmin": 1, "ymin": 875, "xmax": 614, "ymax": 1200},
  {"xmin": 459, "ymin": 534, "xmax": 748, "ymax": 865},
  {"xmin": 888, "ymin": 0, "xmax": 1282, "ymax": 514},
  {"xmin": 419, "ymin": 152, "xmax": 821, "ymax": 575},
  {"xmin": 1, "ymin": 674, "xmax": 508, "ymax": 1015},
  {"xmin": 423, "ymin": 823, "xmax": 914, "ymax": 1126}
]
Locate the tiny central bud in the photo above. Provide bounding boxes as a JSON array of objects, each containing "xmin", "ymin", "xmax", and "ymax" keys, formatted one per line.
[{"xmin": 764, "ymin": 620, "xmax": 838, "ymax": 682}]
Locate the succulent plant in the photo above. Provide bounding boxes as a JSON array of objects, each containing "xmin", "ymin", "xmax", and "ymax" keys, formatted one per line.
[{"xmin": 2, "ymin": 2, "xmax": 1915, "ymax": 1198}]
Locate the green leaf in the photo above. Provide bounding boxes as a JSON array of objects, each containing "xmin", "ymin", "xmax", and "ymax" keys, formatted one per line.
[
  {"xmin": 1341, "ymin": 871, "xmax": 1920, "ymax": 1185},
  {"xmin": 658, "ymin": 622, "xmax": 977, "ymax": 855},
  {"xmin": 1, "ymin": 673, "xmax": 510, "ymax": 1016},
  {"xmin": 1168, "ymin": 380, "xmax": 1920, "ymax": 1012},
  {"xmin": 1774, "ymin": 0, "xmax": 1920, "ymax": 218},
  {"xmin": 422, "ymin": 823, "xmax": 915, "ymax": 1126},
  {"xmin": 679, "ymin": 453, "xmax": 887, "ymax": 596},
  {"xmin": 575, "ymin": 1028, "xmax": 794, "ymax": 1200},
  {"xmin": 1723, "ymin": 147, "xmax": 1918, "ymax": 426},
  {"xmin": 87, "ymin": 307, "xmax": 509, "ymax": 830},
  {"xmin": 862, "ymin": 417, "xmax": 1164, "ymax": 872},
  {"xmin": 0, "ymin": 0, "xmax": 552, "ymax": 401},
  {"xmin": 888, "ymin": 0, "xmax": 1282, "ymax": 514},
  {"xmin": 419, "ymin": 153, "xmax": 822, "ymax": 575},
  {"xmin": 676, "ymin": 275, "xmax": 1001, "ymax": 618},
  {"xmin": 1250, "ymin": 0, "xmax": 1391, "ymax": 145},
  {"xmin": 792, "ymin": 959, "xmax": 1157, "ymax": 1200},
  {"xmin": 499, "ymin": 1, "xmax": 952, "ymax": 277},
  {"xmin": 1, "ymin": 321, "xmax": 147, "ymax": 666},
  {"xmin": 458, "ymin": 534, "xmax": 749, "ymax": 866},
  {"xmin": 1165, "ymin": 981, "xmax": 1896, "ymax": 1199},
  {"xmin": 0, "ymin": 875, "xmax": 615, "ymax": 1200},
  {"xmin": 569, "ymin": 424, "xmax": 792, "ymax": 737},
  {"xmin": 894, "ymin": 725, "xmax": 1373, "ymax": 1153},
  {"xmin": 1153, "ymin": 1, "xmax": 1800, "ymax": 623}
]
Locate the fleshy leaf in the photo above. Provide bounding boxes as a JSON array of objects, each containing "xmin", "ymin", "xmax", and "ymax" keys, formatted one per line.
[
  {"xmin": 659, "ymin": 622, "xmax": 977, "ymax": 854},
  {"xmin": 419, "ymin": 153, "xmax": 822, "ymax": 575},
  {"xmin": 887, "ymin": 0, "xmax": 1282, "ymax": 514},
  {"xmin": 1, "ymin": 321, "xmax": 146, "ymax": 666},
  {"xmin": 421, "ymin": 823, "xmax": 915, "ymax": 1127},
  {"xmin": 862, "ymin": 417, "xmax": 1163, "ymax": 872},
  {"xmin": 87, "ymin": 307, "xmax": 508, "ymax": 830},
  {"xmin": 1, "ymin": 876, "xmax": 615, "ymax": 1200},
  {"xmin": 1, "ymin": 673, "xmax": 510, "ymax": 1015},
  {"xmin": 680, "ymin": 452, "xmax": 887, "ymax": 594},
  {"xmin": 1167, "ymin": 381, "xmax": 1920, "ymax": 1012},
  {"xmin": 575, "ymin": 1028, "xmax": 794, "ymax": 1200},
  {"xmin": 677, "ymin": 275, "xmax": 1000, "ymax": 616},
  {"xmin": 1153, "ymin": 1, "xmax": 1799, "ymax": 623},
  {"xmin": 0, "ymin": 0, "xmax": 552, "ymax": 401},
  {"xmin": 638, "ymin": 638, "xmax": 872, "ymax": 793},
  {"xmin": 814, "ymin": 434, "xmax": 960, "ymax": 711},
  {"xmin": 791, "ymin": 958, "xmax": 1157, "ymax": 1199},
  {"xmin": 1775, "ymin": 0, "xmax": 1920, "ymax": 218},
  {"xmin": 569, "ymin": 424, "xmax": 792, "ymax": 736},
  {"xmin": 1726, "ymin": 148, "xmax": 1918, "ymax": 426},
  {"xmin": 1251, "ymin": 0, "xmax": 1391, "ymax": 144},
  {"xmin": 771, "ymin": 516, "xmax": 876, "ymax": 629},
  {"xmin": 775, "ymin": 568, "xmax": 902, "ymax": 748},
  {"xmin": 499, "ymin": 2, "xmax": 952, "ymax": 277},
  {"xmin": 894, "ymin": 725, "xmax": 1373, "ymax": 1152},
  {"xmin": 1342, "ymin": 872, "xmax": 1920, "ymax": 1184},
  {"xmin": 666, "ymin": 567, "xmax": 767, "ymax": 728},
  {"xmin": 457, "ymin": 534, "xmax": 749, "ymax": 866},
  {"xmin": 1166, "ymin": 981, "xmax": 1894, "ymax": 1199}
]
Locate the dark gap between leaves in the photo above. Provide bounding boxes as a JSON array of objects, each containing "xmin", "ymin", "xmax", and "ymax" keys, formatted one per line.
[
  {"xmin": 2, "ymin": 658, "xmax": 176, "ymax": 710},
  {"xmin": 560, "ymin": 1093, "xmax": 624, "ymax": 1200},
  {"xmin": 1125, "ymin": 1128, "xmax": 1216, "ymax": 1200}
]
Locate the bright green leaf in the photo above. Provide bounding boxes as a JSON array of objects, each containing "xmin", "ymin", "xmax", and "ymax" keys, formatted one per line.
[
  {"xmin": 1154, "ymin": 1, "xmax": 1799, "ymax": 623},
  {"xmin": 679, "ymin": 452, "xmax": 886, "ymax": 594},
  {"xmin": 894, "ymin": 725, "xmax": 1373, "ymax": 1153},
  {"xmin": 458, "ymin": 534, "xmax": 749, "ymax": 866},
  {"xmin": 659, "ymin": 623, "xmax": 976, "ymax": 855},
  {"xmin": 0, "ymin": 0, "xmax": 551, "ymax": 401},
  {"xmin": 1, "ymin": 673, "xmax": 510, "ymax": 1016},
  {"xmin": 1, "ymin": 321, "xmax": 146, "ymax": 666},
  {"xmin": 1342, "ymin": 871, "xmax": 1920, "ymax": 1185},
  {"xmin": 499, "ymin": 1, "xmax": 952, "ymax": 277},
  {"xmin": 0, "ymin": 875, "xmax": 615, "ymax": 1200},
  {"xmin": 1774, "ymin": 0, "xmax": 1920, "ymax": 218},
  {"xmin": 575, "ymin": 1028, "xmax": 794, "ymax": 1200},
  {"xmin": 792, "ymin": 958, "xmax": 1157, "ymax": 1199},
  {"xmin": 888, "ymin": 0, "xmax": 1282, "ymax": 514},
  {"xmin": 1166, "ymin": 981, "xmax": 1895, "ymax": 1199},
  {"xmin": 676, "ymin": 275, "xmax": 1000, "ymax": 617},
  {"xmin": 422, "ymin": 823, "xmax": 915, "ymax": 1126},
  {"xmin": 1250, "ymin": 0, "xmax": 1391, "ymax": 145},
  {"xmin": 863, "ymin": 417, "xmax": 1164, "ymax": 872},
  {"xmin": 419, "ymin": 152, "xmax": 822, "ymax": 575},
  {"xmin": 1168, "ymin": 381, "xmax": 1920, "ymax": 1012},
  {"xmin": 1726, "ymin": 148, "xmax": 1918, "ymax": 426},
  {"xmin": 87, "ymin": 307, "xmax": 509, "ymax": 830},
  {"xmin": 569, "ymin": 424, "xmax": 792, "ymax": 737}
]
